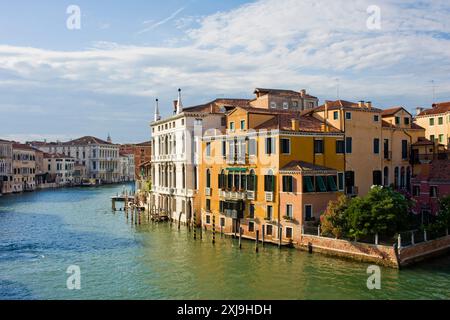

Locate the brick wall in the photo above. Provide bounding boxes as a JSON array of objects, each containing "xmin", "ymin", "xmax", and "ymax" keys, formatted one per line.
[
  {"xmin": 297, "ymin": 235, "xmax": 399, "ymax": 268},
  {"xmin": 399, "ymin": 234, "xmax": 450, "ymax": 266}
]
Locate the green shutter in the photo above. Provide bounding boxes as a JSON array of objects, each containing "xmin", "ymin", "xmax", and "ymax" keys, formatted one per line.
[
  {"xmin": 317, "ymin": 176, "xmax": 327, "ymax": 192},
  {"xmin": 304, "ymin": 176, "xmax": 314, "ymax": 193},
  {"xmin": 327, "ymin": 176, "xmax": 337, "ymax": 192}
]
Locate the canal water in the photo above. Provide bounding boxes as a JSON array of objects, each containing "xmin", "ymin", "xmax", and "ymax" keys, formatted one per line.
[{"xmin": 0, "ymin": 184, "xmax": 449, "ymax": 300}]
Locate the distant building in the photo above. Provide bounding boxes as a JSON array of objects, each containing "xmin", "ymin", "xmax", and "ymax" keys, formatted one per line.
[
  {"xmin": 133, "ymin": 141, "xmax": 152, "ymax": 179},
  {"xmin": 12, "ymin": 143, "xmax": 36, "ymax": 192},
  {"xmin": 0, "ymin": 139, "xmax": 13, "ymax": 194},
  {"xmin": 250, "ymin": 88, "xmax": 319, "ymax": 111},
  {"xmin": 43, "ymin": 153, "xmax": 75, "ymax": 186},
  {"xmin": 119, "ymin": 151, "xmax": 135, "ymax": 182},
  {"xmin": 30, "ymin": 136, "xmax": 120, "ymax": 184},
  {"xmin": 415, "ymin": 101, "xmax": 450, "ymax": 149}
]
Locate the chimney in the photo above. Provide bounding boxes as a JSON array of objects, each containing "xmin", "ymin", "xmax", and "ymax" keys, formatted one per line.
[
  {"xmin": 365, "ymin": 101, "xmax": 372, "ymax": 109},
  {"xmin": 154, "ymin": 98, "xmax": 161, "ymax": 122},
  {"xmin": 358, "ymin": 100, "xmax": 365, "ymax": 108},
  {"xmin": 300, "ymin": 89, "xmax": 306, "ymax": 97},
  {"xmin": 176, "ymin": 88, "xmax": 183, "ymax": 114},
  {"xmin": 416, "ymin": 107, "xmax": 424, "ymax": 116},
  {"xmin": 291, "ymin": 119, "xmax": 299, "ymax": 131}
]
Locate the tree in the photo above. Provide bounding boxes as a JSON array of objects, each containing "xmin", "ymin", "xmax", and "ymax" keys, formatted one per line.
[
  {"xmin": 320, "ymin": 195, "xmax": 350, "ymax": 238},
  {"xmin": 320, "ymin": 186, "xmax": 411, "ymax": 240},
  {"xmin": 431, "ymin": 195, "xmax": 450, "ymax": 230}
]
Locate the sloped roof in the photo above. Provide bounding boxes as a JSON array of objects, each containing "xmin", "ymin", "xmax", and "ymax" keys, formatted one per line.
[
  {"xmin": 183, "ymin": 99, "xmax": 250, "ymax": 114},
  {"xmin": 255, "ymin": 113, "xmax": 341, "ymax": 133},
  {"xmin": 417, "ymin": 101, "xmax": 450, "ymax": 116},
  {"xmin": 12, "ymin": 143, "xmax": 35, "ymax": 151},
  {"xmin": 307, "ymin": 100, "xmax": 382, "ymax": 114},
  {"xmin": 280, "ymin": 160, "xmax": 337, "ymax": 172},
  {"xmin": 417, "ymin": 159, "xmax": 450, "ymax": 182},
  {"xmin": 64, "ymin": 136, "xmax": 113, "ymax": 146},
  {"xmin": 381, "ymin": 107, "xmax": 407, "ymax": 117},
  {"xmin": 254, "ymin": 88, "xmax": 317, "ymax": 99},
  {"xmin": 412, "ymin": 137, "xmax": 434, "ymax": 146}
]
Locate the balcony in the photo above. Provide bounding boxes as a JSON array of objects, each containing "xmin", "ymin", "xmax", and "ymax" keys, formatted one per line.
[
  {"xmin": 247, "ymin": 190, "xmax": 255, "ymax": 200},
  {"xmin": 265, "ymin": 192, "xmax": 274, "ymax": 202},
  {"xmin": 219, "ymin": 189, "xmax": 247, "ymax": 200}
]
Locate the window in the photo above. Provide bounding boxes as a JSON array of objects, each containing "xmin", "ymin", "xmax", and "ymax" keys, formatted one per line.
[
  {"xmin": 345, "ymin": 112, "xmax": 352, "ymax": 120},
  {"xmin": 338, "ymin": 173, "xmax": 345, "ymax": 191},
  {"xmin": 240, "ymin": 120, "xmax": 245, "ymax": 130},
  {"xmin": 333, "ymin": 111, "xmax": 339, "ymax": 120},
  {"xmin": 438, "ymin": 117, "xmax": 443, "ymax": 125},
  {"xmin": 248, "ymin": 221, "xmax": 255, "ymax": 232},
  {"xmin": 304, "ymin": 205, "xmax": 313, "ymax": 221},
  {"xmin": 286, "ymin": 227, "xmax": 293, "ymax": 239},
  {"xmin": 281, "ymin": 138, "xmax": 290, "ymax": 154},
  {"xmin": 314, "ymin": 139, "xmax": 324, "ymax": 154},
  {"xmin": 247, "ymin": 170, "xmax": 256, "ymax": 191},
  {"xmin": 266, "ymin": 224, "xmax": 273, "ymax": 236},
  {"xmin": 336, "ymin": 140, "xmax": 345, "ymax": 154},
  {"xmin": 303, "ymin": 176, "xmax": 314, "ymax": 193},
  {"xmin": 373, "ymin": 170, "xmax": 382, "ymax": 186},
  {"xmin": 266, "ymin": 206, "xmax": 273, "ymax": 221},
  {"xmin": 430, "ymin": 135, "xmax": 435, "ymax": 142},
  {"xmin": 229, "ymin": 122, "xmax": 235, "ymax": 131},
  {"xmin": 206, "ymin": 169, "xmax": 211, "ymax": 188},
  {"xmin": 395, "ymin": 117, "xmax": 400, "ymax": 125},
  {"xmin": 283, "ymin": 102, "xmax": 289, "ymax": 109},
  {"xmin": 220, "ymin": 217, "xmax": 225, "ymax": 227},
  {"xmin": 206, "ymin": 142, "xmax": 211, "ymax": 157},
  {"xmin": 345, "ymin": 137, "xmax": 352, "ymax": 153},
  {"xmin": 374, "ymin": 115, "xmax": 379, "ymax": 122},
  {"xmin": 429, "ymin": 118, "xmax": 435, "ymax": 126},
  {"xmin": 206, "ymin": 215, "xmax": 211, "ymax": 224},
  {"xmin": 249, "ymin": 204, "xmax": 255, "ymax": 219},
  {"xmin": 282, "ymin": 176, "xmax": 293, "ymax": 192},
  {"xmin": 373, "ymin": 138, "xmax": 380, "ymax": 154},
  {"xmin": 264, "ymin": 174, "xmax": 275, "ymax": 192},
  {"xmin": 315, "ymin": 176, "xmax": 327, "ymax": 192},
  {"xmin": 402, "ymin": 140, "xmax": 408, "ymax": 159},
  {"xmin": 286, "ymin": 204, "xmax": 293, "ymax": 218},
  {"xmin": 248, "ymin": 139, "xmax": 257, "ymax": 156},
  {"xmin": 293, "ymin": 101, "xmax": 298, "ymax": 108},
  {"xmin": 430, "ymin": 186, "xmax": 438, "ymax": 198},
  {"xmin": 222, "ymin": 140, "xmax": 226, "ymax": 157},
  {"xmin": 265, "ymin": 137, "xmax": 276, "ymax": 155},
  {"xmin": 270, "ymin": 102, "xmax": 277, "ymax": 109},
  {"xmin": 206, "ymin": 199, "xmax": 211, "ymax": 212},
  {"xmin": 439, "ymin": 134, "xmax": 444, "ymax": 143},
  {"xmin": 413, "ymin": 185, "xmax": 420, "ymax": 197},
  {"xmin": 404, "ymin": 117, "xmax": 410, "ymax": 125}
]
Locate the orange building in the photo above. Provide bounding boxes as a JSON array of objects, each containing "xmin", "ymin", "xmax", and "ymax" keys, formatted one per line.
[{"xmin": 199, "ymin": 106, "xmax": 344, "ymax": 245}]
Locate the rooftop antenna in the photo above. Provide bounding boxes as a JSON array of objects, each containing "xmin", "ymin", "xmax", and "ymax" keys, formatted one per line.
[
  {"xmin": 335, "ymin": 78, "xmax": 340, "ymax": 100},
  {"xmin": 430, "ymin": 80, "xmax": 438, "ymax": 104}
]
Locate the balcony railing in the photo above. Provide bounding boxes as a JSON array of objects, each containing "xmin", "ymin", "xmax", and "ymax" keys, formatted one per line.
[
  {"xmin": 346, "ymin": 186, "xmax": 359, "ymax": 196},
  {"xmin": 219, "ymin": 189, "xmax": 247, "ymax": 200},
  {"xmin": 265, "ymin": 192, "xmax": 274, "ymax": 202}
]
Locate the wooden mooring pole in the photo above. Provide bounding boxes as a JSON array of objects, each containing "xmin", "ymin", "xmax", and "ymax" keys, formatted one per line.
[
  {"xmin": 255, "ymin": 230, "xmax": 259, "ymax": 253},
  {"xmin": 212, "ymin": 215, "xmax": 216, "ymax": 245},
  {"xmin": 193, "ymin": 212, "xmax": 197, "ymax": 240},
  {"xmin": 239, "ymin": 227, "xmax": 242, "ymax": 249}
]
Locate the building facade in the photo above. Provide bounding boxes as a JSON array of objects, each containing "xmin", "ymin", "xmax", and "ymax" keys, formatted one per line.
[
  {"xmin": 415, "ymin": 101, "xmax": 450, "ymax": 149},
  {"xmin": 0, "ymin": 139, "xmax": 13, "ymax": 194},
  {"xmin": 199, "ymin": 106, "xmax": 345, "ymax": 245},
  {"xmin": 308, "ymin": 101, "xmax": 425, "ymax": 196},
  {"xmin": 30, "ymin": 136, "xmax": 120, "ymax": 184},
  {"xmin": 12, "ymin": 143, "xmax": 36, "ymax": 192},
  {"xmin": 150, "ymin": 91, "xmax": 248, "ymax": 223},
  {"xmin": 43, "ymin": 153, "xmax": 75, "ymax": 186},
  {"xmin": 119, "ymin": 151, "xmax": 135, "ymax": 182}
]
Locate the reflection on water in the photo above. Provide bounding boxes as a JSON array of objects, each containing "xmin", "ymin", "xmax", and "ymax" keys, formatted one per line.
[{"xmin": 0, "ymin": 184, "xmax": 449, "ymax": 300}]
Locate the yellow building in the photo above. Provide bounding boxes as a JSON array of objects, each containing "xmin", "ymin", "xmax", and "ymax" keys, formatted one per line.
[
  {"xmin": 199, "ymin": 106, "xmax": 344, "ymax": 245},
  {"xmin": 308, "ymin": 101, "xmax": 425, "ymax": 196},
  {"xmin": 415, "ymin": 101, "xmax": 450, "ymax": 149}
]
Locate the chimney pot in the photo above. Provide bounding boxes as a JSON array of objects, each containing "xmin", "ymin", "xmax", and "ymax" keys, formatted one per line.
[
  {"xmin": 365, "ymin": 101, "xmax": 372, "ymax": 109},
  {"xmin": 291, "ymin": 119, "xmax": 299, "ymax": 131},
  {"xmin": 358, "ymin": 100, "xmax": 365, "ymax": 108},
  {"xmin": 300, "ymin": 89, "xmax": 306, "ymax": 97}
]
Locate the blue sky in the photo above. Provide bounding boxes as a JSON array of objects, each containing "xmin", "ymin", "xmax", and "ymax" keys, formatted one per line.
[{"xmin": 0, "ymin": 0, "xmax": 449, "ymax": 143}]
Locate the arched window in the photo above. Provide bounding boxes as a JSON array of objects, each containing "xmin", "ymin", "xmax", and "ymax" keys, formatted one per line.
[
  {"xmin": 182, "ymin": 165, "xmax": 186, "ymax": 189},
  {"xmin": 248, "ymin": 169, "xmax": 256, "ymax": 191},
  {"xmin": 400, "ymin": 167, "xmax": 405, "ymax": 189},
  {"xmin": 394, "ymin": 167, "xmax": 399, "ymax": 189},
  {"xmin": 406, "ymin": 166, "xmax": 411, "ymax": 191},
  {"xmin": 264, "ymin": 169, "xmax": 275, "ymax": 192},
  {"xmin": 383, "ymin": 167, "xmax": 389, "ymax": 186}
]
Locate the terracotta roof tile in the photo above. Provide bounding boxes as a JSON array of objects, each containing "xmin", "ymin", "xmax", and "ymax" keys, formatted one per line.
[
  {"xmin": 381, "ymin": 107, "xmax": 404, "ymax": 116},
  {"xmin": 417, "ymin": 101, "xmax": 450, "ymax": 116},
  {"xmin": 280, "ymin": 160, "xmax": 337, "ymax": 172},
  {"xmin": 254, "ymin": 113, "xmax": 340, "ymax": 133}
]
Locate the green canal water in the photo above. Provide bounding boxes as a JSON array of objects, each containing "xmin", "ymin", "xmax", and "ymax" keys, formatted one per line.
[{"xmin": 0, "ymin": 184, "xmax": 449, "ymax": 300}]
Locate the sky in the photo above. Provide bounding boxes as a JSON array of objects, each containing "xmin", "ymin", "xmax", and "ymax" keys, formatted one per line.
[{"xmin": 0, "ymin": 0, "xmax": 449, "ymax": 143}]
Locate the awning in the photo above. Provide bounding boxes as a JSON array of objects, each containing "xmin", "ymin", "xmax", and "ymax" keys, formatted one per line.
[{"xmin": 226, "ymin": 168, "xmax": 247, "ymax": 172}]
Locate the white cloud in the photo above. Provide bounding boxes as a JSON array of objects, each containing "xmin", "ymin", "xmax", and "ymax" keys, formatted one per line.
[{"xmin": 0, "ymin": 0, "xmax": 450, "ymax": 133}]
